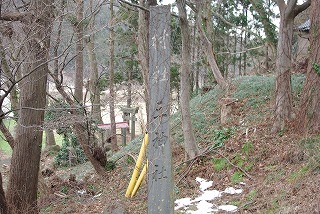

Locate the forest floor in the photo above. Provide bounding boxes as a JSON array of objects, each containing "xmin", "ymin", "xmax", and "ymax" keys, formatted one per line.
[{"xmin": 1, "ymin": 75, "xmax": 319, "ymax": 213}]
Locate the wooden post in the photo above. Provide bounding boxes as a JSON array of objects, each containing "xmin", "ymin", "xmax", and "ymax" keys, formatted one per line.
[
  {"xmin": 147, "ymin": 5, "xmax": 173, "ymax": 214},
  {"xmin": 120, "ymin": 106, "xmax": 139, "ymax": 140},
  {"xmin": 121, "ymin": 127, "xmax": 126, "ymax": 146}
]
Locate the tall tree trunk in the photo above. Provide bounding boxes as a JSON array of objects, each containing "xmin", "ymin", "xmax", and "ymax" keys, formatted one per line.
[
  {"xmin": 272, "ymin": 17, "xmax": 293, "ymax": 133},
  {"xmin": 233, "ymin": 34, "xmax": 237, "ymax": 76},
  {"xmin": 127, "ymin": 61, "xmax": 132, "ymax": 108},
  {"xmin": 86, "ymin": 39, "xmax": 102, "ymax": 123},
  {"xmin": 6, "ymin": 1, "xmax": 54, "ymax": 212},
  {"xmin": 297, "ymin": 1, "xmax": 320, "ymax": 133},
  {"xmin": 0, "ymin": 172, "xmax": 7, "ymax": 214},
  {"xmin": 74, "ymin": 0, "xmax": 84, "ymax": 104},
  {"xmin": 177, "ymin": 0, "xmax": 200, "ymax": 159},
  {"xmin": 109, "ymin": 0, "xmax": 118, "ymax": 151},
  {"xmin": 138, "ymin": 0, "xmax": 157, "ymax": 126},
  {"xmin": 243, "ymin": 7, "xmax": 248, "ymax": 75},
  {"xmin": 86, "ymin": 0, "xmax": 102, "ymax": 124},
  {"xmin": 195, "ymin": 1, "xmax": 227, "ymax": 88},
  {"xmin": 272, "ymin": 0, "xmax": 310, "ymax": 133},
  {"xmin": 138, "ymin": 0, "xmax": 150, "ymax": 124},
  {"xmin": 50, "ymin": 3, "xmax": 106, "ymax": 175}
]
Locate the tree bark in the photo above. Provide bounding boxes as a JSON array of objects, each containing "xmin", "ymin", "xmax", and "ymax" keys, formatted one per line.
[
  {"xmin": 74, "ymin": 0, "xmax": 84, "ymax": 104},
  {"xmin": 6, "ymin": 1, "xmax": 54, "ymax": 212},
  {"xmin": 86, "ymin": 0, "xmax": 102, "ymax": 124},
  {"xmin": 195, "ymin": 1, "xmax": 227, "ymax": 88},
  {"xmin": 272, "ymin": 0, "xmax": 310, "ymax": 133},
  {"xmin": 49, "ymin": 2, "xmax": 106, "ymax": 176},
  {"xmin": 109, "ymin": 0, "xmax": 118, "ymax": 151},
  {"xmin": 73, "ymin": 123, "xmax": 107, "ymax": 174},
  {"xmin": 138, "ymin": 0, "xmax": 157, "ymax": 127},
  {"xmin": 177, "ymin": 0, "xmax": 200, "ymax": 160},
  {"xmin": 0, "ymin": 172, "xmax": 7, "ymax": 214},
  {"xmin": 296, "ymin": 0, "xmax": 320, "ymax": 133},
  {"xmin": 138, "ymin": 0, "xmax": 149, "ymax": 124},
  {"xmin": 0, "ymin": 117, "xmax": 14, "ymax": 149}
]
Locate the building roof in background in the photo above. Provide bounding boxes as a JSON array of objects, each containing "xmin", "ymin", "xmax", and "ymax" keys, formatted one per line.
[{"xmin": 296, "ymin": 19, "xmax": 310, "ymax": 32}]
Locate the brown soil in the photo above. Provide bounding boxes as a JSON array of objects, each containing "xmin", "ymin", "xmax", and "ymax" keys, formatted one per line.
[
  {"xmin": 1, "ymin": 94, "xmax": 319, "ymax": 214},
  {"xmin": 33, "ymin": 116, "xmax": 319, "ymax": 213}
]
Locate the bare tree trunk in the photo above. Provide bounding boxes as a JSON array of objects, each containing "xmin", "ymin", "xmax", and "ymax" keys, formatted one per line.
[
  {"xmin": 272, "ymin": 0, "xmax": 310, "ymax": 133},
  {"xmin": 50, "ymin": 2, "xmax": 106, "ymax": 176},
  {"xmin": 138, "ymin": 0, "xmax": 157, "ymax": 126},
  {"xmin": 272, "ymin": 17, "xmax": 293, "ymax": 132},
  {"xmin": 0, "ymin": 172, "xmax": 7, "ymax": 214},
  {"xmin": 138, "ymin": 0, "xmax": 150, "ymax": 124},
  {"xmin": 177, "ymin": 0, "xmax": 200, "ymax": 160},
  {"xmin": 6, "ymin": 1, "xmax": 54, "ymax": 212},
  {"xmin": 0, "ymin": 117, "xmax": 14, "ymax": 149},
  {"xmin": 86, "ymin": 0, "xmax": 102, "ymax": 124},
  {"xmin": 243, "ymin": 7, "xmax": 248, "ymax": 75},
  {"xmin": 195, "ymin": 1, "xmax": 227, "ymax": 88},
  {"xmin": 127, "ymin": 62, "xmax": 132, "ymax": 108},
  {"xmin": 74, "ymin": 0, "xmax": 84, "ymax": 104},
  {"xmin": 109, "ymin": 0, "xmax": 118, "ymax": 151},
  {"xmin": 73, "ymin": 123, "xmax": 107, "ymax": 174},
  {"xmin": 297, "ymin": 0, "xmax": 320, "ymax": 133}
]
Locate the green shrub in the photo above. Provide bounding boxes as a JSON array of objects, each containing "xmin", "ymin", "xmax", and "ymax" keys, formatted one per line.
[
  {"xmin": 212, "ymin": 158, "xmax": 228, "ymax": 171},
  {"xmin": 213, "ymin": 127, "xmax": 235, "ymax": 145},
  {"xmin": 105, "ymin": 161, "xmax": 116, "ymax": 171},
  {"xmin": 231, "ymin": 171, "xmax": 244, "ymax": 183},
  {"xmin": 54, "ymin": 133, "xmax": 87, "ymax": 167},
  {"xmin": 242, "ymin": 141, "xmax": 254, "ymax": 156}
]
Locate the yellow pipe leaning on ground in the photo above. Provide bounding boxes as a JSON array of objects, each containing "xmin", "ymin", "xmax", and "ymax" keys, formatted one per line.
[
  {"xmin": 131, "ymin": 160, "xmax": 148, "ymax": 197},
  {"xmin": 125, "ymin": 132, "xmax": 149, "ymax": 197}
]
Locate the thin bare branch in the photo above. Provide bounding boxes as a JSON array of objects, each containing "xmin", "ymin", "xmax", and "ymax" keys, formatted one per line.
[
  {"xmin": 118, "ymin": 0, "xmax": 149, "ymax": 12},
  {"xmin": 293, "ymin": 0, "xmax": 311, "ymax": 17}
]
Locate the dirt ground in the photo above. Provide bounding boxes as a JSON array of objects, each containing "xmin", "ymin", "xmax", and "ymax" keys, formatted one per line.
[{"xmin": 1, "ymin": 85, "xmax": 320, "ymax": 213}]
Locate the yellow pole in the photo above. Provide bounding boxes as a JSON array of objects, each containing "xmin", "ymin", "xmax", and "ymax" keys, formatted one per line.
[
  {"xmin": 131, "ymin": 161, "xmax": 148, "ymax": 197},
  {"xmin": 125, "ymin": 132, "xmax": 149, "ymax": 197}
]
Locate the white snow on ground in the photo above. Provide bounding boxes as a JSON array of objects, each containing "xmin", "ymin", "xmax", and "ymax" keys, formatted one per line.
[
  {"xmin": 175, "ymin": 198, "xmax": 193, "ymax": 210},
  {"xmin": 224, "ymin": 187, "xmax": 243, "ymax": 195},
  {"xmin": 196, "ymin": 177, "xmax": 213, "ymax": 191},
  {"xmin": 218, "ymin": 205, "xmax": 238, "ymax": 212},
  {"xmin": 175, "ymin": 177, "xmax": 244, "ymax": 213},
  {"xmin": 188, "ymin": 200, "xmax": 217, "ymax": 214}
]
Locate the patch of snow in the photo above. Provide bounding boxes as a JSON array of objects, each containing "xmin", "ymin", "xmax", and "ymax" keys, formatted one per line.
[
  {"xmin": 174, "ymin": 197, "xmax": 193, "ymax": 210},
  {"xmin": 224, "ymin": 187, "xmax": 243, "ymax": 194},
  {"xmin": 196, "ymin": 177, "xmax": 213, "ymax": 191},
  {"xmin": 175, "ymin": 177, "xmax": 244, "ymax": 213},
  {"xmin": 187, "ymin": 200, "xmax": 216, "ymax": 214},
  {"xmin": 194, "ymin": 190, "xmax": 221, "ymax": 202},
  {"xmin": 218, "ymin": 205, "xmax": 238, "ymax": 212},
  {"xmin": 77, "ymin": 189, "xmax": 86, "ymax": 195}
]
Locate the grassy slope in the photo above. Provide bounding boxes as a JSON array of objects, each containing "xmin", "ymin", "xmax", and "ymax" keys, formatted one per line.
[
  {"xmin": 170, "ymin": 74, "xmax": 319, "ymax": 213},
  {"xmin": 104, "ymin": 74, "xmax": 318, "ymax": 213},
  {"xmin": 17, "ymin": 74, "xmax": 318, "ymax": 213},
  {"xmin": 0, "ymin": 120, "xmax": 64, "ymax": 155}
]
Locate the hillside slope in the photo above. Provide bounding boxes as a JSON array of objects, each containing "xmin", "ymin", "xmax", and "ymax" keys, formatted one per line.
[{"xmin": 34, "ymin": 75, "xmax": 319, "ymax": 213}]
